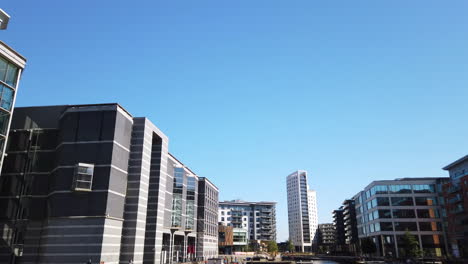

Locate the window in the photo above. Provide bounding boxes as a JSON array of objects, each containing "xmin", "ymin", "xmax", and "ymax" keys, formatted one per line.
[
  {"xmin": 376, "ymin": 197, "xmax": 390, "ymax": 206},
  {"xmin": 419, "ymin": 222, "xmax": 441, "ymax": 231},
  {"xmin": 0, "ymin": 85, "xmax": 14, "ymax": 110},
  {"xmin": 417, "ymin": 209, "xmax": 439, "ymax": 218},
  {"xmin": 415, "ymin": 197, "xmax": 437, "ymax": 206},
  {"xmin": 394, "ymin": 222, "xmax": 417, "ymax": 231},
  {"xmin": 392, "ymin": 209, "xmax": 416, "ymax": 218},
  {"xmin": 378, "ymin": 210, "xmax": 392, "ymax": 218},
  {"xmin": 72, "ymin": 163, "xmax": 94, "ymax": 191},
  {"xmin": 391, "ymin": 197, "xmax": 414, "ymax": 206},
  {"xmin": 0, "ymin": 57, "xmax": 19, "ymax": 87},
  {"xmin": 413, "ymin": 184, "xmax": 435, "ymax": 193},
  {"xmin": 389, "ymin": 185, "xmax": 412, "ymax": 194}
]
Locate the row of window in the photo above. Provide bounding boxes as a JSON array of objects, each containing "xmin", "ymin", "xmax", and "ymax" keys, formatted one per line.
[
  {"xmin": 0, "ymin": 57, "xmax": 19, "ymax": 88},
  {"xmin": 361, "ymin": 196, "xmax": 439, "ymax": 211},
  {"xmin": 361, "ymin": 209, "xmax": 440, "ymax": 223},
  {"xmin": 361, "ymin": 221, "xmax": 442, "ymax": 234},
  {"xmin": 361, "ymin": 184, "xmax": 436, "ymax": 201}
]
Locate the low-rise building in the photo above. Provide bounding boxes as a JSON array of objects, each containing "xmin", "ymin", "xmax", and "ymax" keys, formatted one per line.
[{"xmin": 353, "ymin": 177, "xmax": 449, "ymax": 258}]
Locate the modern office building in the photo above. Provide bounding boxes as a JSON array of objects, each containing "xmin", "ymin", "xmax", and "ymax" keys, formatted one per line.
[
  {"xmin": 317, "ymin": 223, "xmax": 335, "ymax": 253},
  {"xmin": 0, "ymin": 104, "xmax": 218, "ymax": 264},
  {"xmin": 0, "ymin": 9, "xmax": 27, "ymax": 173},
  {"xmin": 197, "ymin": 177, "xmax": 219, "ymax": 260},
  {"xmin": 354, "ymin": 177, "xmax": 449, "ymax": 258},
  {"xmin": 442, "ymin": 155, "xmax": 468, "ymax": 258},
  {"xmin": 218, "ymin": 200, "xmax": 276, "ymax": 242},
  {"xmin": 286, "ymin": 170, "xmax": 319, "ymax": 252}
]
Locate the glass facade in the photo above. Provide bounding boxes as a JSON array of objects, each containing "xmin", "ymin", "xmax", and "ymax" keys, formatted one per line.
[
  {"xmin": 0, "ymin": 54, "xmax": 21, "ymax": 171},
  {"xmin": 355, "ymin": 180, "xmax": 446, "ymax": 258},
  {"xmin": 185, "ymin": 176, "xmax": 196, "ymax": 230},
  {"xmin": 171, "ymin": 167, "xmax": 184, "ymax": 227}
]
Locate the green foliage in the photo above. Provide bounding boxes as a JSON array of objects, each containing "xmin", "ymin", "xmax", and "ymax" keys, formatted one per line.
[
  {"xmin": 267, "ymin": 240, "xmax": 279, "ymax": 253},
  {"xmin": 243, "ymin": 243, "xmax": 253, "ymax": 252},
  {"xmin": 361, "ymin": 237, "xmax": 377, "ymax": 256},
  {"xmin": 401, "ymin": 231, "xmax": 422, "ymax": 258},
  {"xmin": 286, "ymin": 240, "xmax": 295, "ymax": 252}
]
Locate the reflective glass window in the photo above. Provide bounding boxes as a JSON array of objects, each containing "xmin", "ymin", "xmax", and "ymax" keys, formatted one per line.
[
  {"xmin": 377, "ymin": 197, "xmax": 390, "ymax": 206},
  {"xmin": 391, "ymin": 197, "xmax": 414, "ymax": 206},
  {"xmin": 0, "ymin": 58, "xmax": 6, "ymax": 80},
  {"xmin": 419, "ymin": 222, "xmax": 441, "ymax": 231},
  {"xmin": 379, "ymin": 209, "xmax": 392, "ymax": 218},
  {"xmin": 413, "ymin": 184, "xmax": 435, "ymax": 193},
  {"xmin": 417, "ymin": 209, "xmax": 439, "ymax": 218},
  {"xmin": 0, "ymin": 111, "xmax": 9, "ymax": 135},
  {"xmin": 415, "ymin": 197, "xmax": 437, "ymax": 206},
  {"xmin": 392, "ymin": 209, "xmax": 416, "ymax": 218},
  {"xmin": 394, "ymin": 222, "xmax": 417, "ymax": 231},
  {"xmin": 374, "ymin": 222, "xmax": 381, "ymax": 232},
  {"xmin": 5, "ymin": 64, "xmax": 18, "ymax": 87},
  {"xmin": 380, "ymin": 222, "xmax": 393, "ymax": 231},
  {"xmin": 0, "ymin": 85, "xmax": 14, "ymax": 110},
  {"xmin": 389, "ymin": 185, "xmax": 412, "ymax": 193},
  {"xmin": 371, "ymin": 185, "xmax": 388, "ymax": 196}
]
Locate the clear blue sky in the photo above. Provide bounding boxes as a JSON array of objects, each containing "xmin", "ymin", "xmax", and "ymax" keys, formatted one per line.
[{"xmin": 2, "ymin": 1, "xmax": 468, "ymax": 241}]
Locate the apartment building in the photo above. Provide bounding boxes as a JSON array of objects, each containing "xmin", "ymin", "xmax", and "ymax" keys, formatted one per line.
[
  {"xmin": 442, "ymin": 155, "xmax": 468, "ymax": 258},
  {"xmin": 354, "ymin": 177, "xmax": 449, "ymax": 258},
  {"xmin": 317, "ymin": 223, "xmax": 335, "ymax": 253},
  {"xmin": 0, "ymin": 103, "xmax": 218, "ymax": 264},
  {"xmin": 287, "ymin": 170, "xmax": 318, "ymax": 252},
  {"xmin": 218, "ymin": 200, "xmax": 276, "ymax": 242}
]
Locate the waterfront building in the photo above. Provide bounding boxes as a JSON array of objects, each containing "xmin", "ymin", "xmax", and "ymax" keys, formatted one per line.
[
  {"xmin": 332, "ymin": 208, "xmax": 346, "ymax": 252},
  {"xmin": 354, "ymin": 177, "xmax": 449, "ymax": 258},
  {"xmin": 0, "ymin": 103, "xmax": 218, "ymax": 264},
  {"xmin": 343, "ymin": 199, "xmax": 359, "ymax": 254},
  {"xmin": 442, "ymin": 155, "xmax": 468, "ymax": 258},
  {"xmin": 0, "ymin": 9, "xmax": 27, "ymax": 173},
  {"xmin": 197, "ymin": 177, "xmax": 219, "ymax": 260},
  {"xmin": 218, "ymin": 224, "xmax": 248, "ymax": 254},
  {"xmin": 317, "ymin": 223, "xmax": 335, "ymax": 253},
  {"xmin": 286, "ymin": 170, "xmax": 319, "ymax": 252},
  {"xmin": 218, "ymin": 200, "xmax": 276, "ymax": 242}
]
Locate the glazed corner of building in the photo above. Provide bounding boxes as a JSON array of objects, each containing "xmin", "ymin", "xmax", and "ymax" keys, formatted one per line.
[{"xmin": 0, "ymin": 40, "xmax": 27, "ymax": 68}]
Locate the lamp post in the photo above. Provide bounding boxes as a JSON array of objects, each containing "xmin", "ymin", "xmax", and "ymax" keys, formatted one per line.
[
  {"xmin": 184, "ymin": 230, "xmax": 192, "ymax": 262},
  {"xmin": 169, "ymin": 227, "xmax": 180, "ymax": 264}
]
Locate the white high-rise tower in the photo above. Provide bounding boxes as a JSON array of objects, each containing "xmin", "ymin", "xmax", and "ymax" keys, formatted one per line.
[{"xmin": 286, "ymin": 170, "xmax": 318, "ymax": 252}]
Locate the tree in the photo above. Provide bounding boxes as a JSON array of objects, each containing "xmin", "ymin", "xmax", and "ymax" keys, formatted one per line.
[
  {"xmin": 401, "ymin": 231, "xmax": 422, "ymax": 258},
  {"xmin": 361, "ymin": 237, "xmax": 377, "ymax": 256},
  {"xmin": 286, "ymin": 240, "xmax": 295, "ymax": 253},
  {"xmin": 267, "ymin": 240, "xmax": 279, "ymax": 255}
]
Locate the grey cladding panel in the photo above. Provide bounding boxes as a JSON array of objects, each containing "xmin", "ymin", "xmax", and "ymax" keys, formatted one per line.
[
  {"xmin": 10, "ymin": 106, "xmax": 68, "ymax": 129},
  {"xmin": 48, "ymin": 192, "xmax": 108, "ymax": 217}
]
